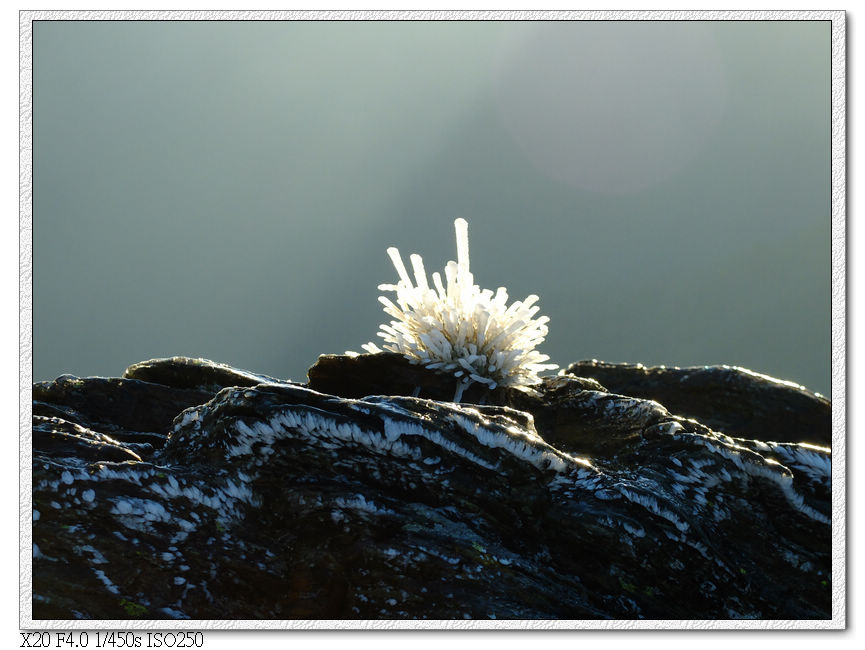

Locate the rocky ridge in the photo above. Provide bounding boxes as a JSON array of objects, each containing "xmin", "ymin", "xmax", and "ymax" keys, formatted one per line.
[{"xmin": 31, "ymin": 354, "xmax": 832, "ymax": 620}]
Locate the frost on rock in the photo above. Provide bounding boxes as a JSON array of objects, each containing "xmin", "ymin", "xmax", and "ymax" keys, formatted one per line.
[
  {"xmin": 362, "ymin": 218, "xmax": 557, "ymax": 400},
  {"xmin": 31, "ymin": 356, "xmax": 832, "ymax": 620}
]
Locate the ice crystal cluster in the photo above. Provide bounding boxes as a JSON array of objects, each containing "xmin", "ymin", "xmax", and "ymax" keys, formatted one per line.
[{"xmin": 362, "ymin": 218, "xmax": 557, "ymax": 401}]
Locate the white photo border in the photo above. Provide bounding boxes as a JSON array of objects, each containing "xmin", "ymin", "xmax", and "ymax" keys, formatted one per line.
[{"xmin": 19, "ymin": 9, "xmax": 847, "ymax": 630}]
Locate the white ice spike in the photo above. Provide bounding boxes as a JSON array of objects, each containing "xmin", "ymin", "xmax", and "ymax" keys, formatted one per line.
[{"xmin": 364, "ymin": 219, "xmax": 557, "ymax": 400}]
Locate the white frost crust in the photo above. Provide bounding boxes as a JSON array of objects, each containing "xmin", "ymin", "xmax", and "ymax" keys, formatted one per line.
[
  {"xmin": 692, "ymin": 437, "xmax": 830, "ymax": 525},
  {"xmin": 222, "ymin": 397, "xmax": 592, "ymax": 478},
  {"xmin": 617, "ymin": 487, "xmax": 689, "ymax": 532},
  {"xmin": 736, "ymin": 460, "xmax": 830, "ymax": 525},
  {"xmin": 230, "ymin": 409, "xmax": 425, "ymax": 465},
  {"xmin": 449, "ymin": 411, "xmax": 592, "ymax": 474},
  {"xmin": 333, "ymin": 494, "xmax": 396, "ymax": 518},
  {"xmin": 147, "ymin": 474, "xmax": 255, "ymax": 527},
  {"xmin": 48, "ymin": 461, "xmax": 258, "ymax": 541},
  {"xmin": 79, "ymin": 545, "xmax": 108, "ymax": 565},
  {"xmin": 764, "ymin": 442, "xmax": 831, "ymax": 483},
  {"xmin": 363, "ymin": 219, "xmax": 557, "ymax": 399},
  {"xmin": 621, "ymin": 521, "xmax": 646, "ymax": 538},
  {"xmin": 157, "ymin": 607, "xmax": 189, "ymax": 619},
  {"xmin": 92, "ymin": 569, "xmax": 120, "ymax": 595},
  {"xmin": 576, "ymin": 390, "xmax": 670, "ymax": 426},
  {"xmin": 381, "ymin": 416, "xmax": 497, "ymax": 471}
]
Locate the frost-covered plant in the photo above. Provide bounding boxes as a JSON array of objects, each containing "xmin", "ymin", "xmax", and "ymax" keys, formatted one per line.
[{"xmin": 362, "ymin": 218, "xmax": 557, "ymax": 401}]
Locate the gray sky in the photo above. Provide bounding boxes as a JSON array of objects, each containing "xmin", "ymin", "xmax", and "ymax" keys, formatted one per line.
[{"xmin": 33, "ymin": 19, "xmax": 831, "ymax": 395}]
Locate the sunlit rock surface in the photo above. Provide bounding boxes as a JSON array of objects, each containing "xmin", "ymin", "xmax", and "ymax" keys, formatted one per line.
[
  {"xmin": 566, "ymin": 359, "xmax": 831, "ymax": 447},
  {"xmin": 32, "ymin": 355, "xmax": 831, "ymax": 620}
]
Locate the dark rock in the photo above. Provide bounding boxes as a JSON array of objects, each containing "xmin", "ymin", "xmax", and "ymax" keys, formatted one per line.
[
  {"xmin": 566, "ymin": 360, "xmax": 831, "ymax": 446},
  {"xmin": 32, "ymin": 354, "xmax": 832, "ymax": 620},
  {"xmin": 33, "ymin": 374, "xmax": 215, "ymax": 448},
  {"xmin": 32, "ymin": 416, "xmax": 145, "ymax": 463},
  {"xmin": 308, "ymin": 352, "xmax": 480, "ymax": 402},
  {"xmin": 124, "ymin": 356, "xmax": 293, "ymax": 393}
]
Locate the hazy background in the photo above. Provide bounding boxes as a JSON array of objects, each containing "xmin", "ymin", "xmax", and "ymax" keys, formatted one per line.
[{"xmin": 33, "ymin": 20, "xmax": 831, "ymax": 396}]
